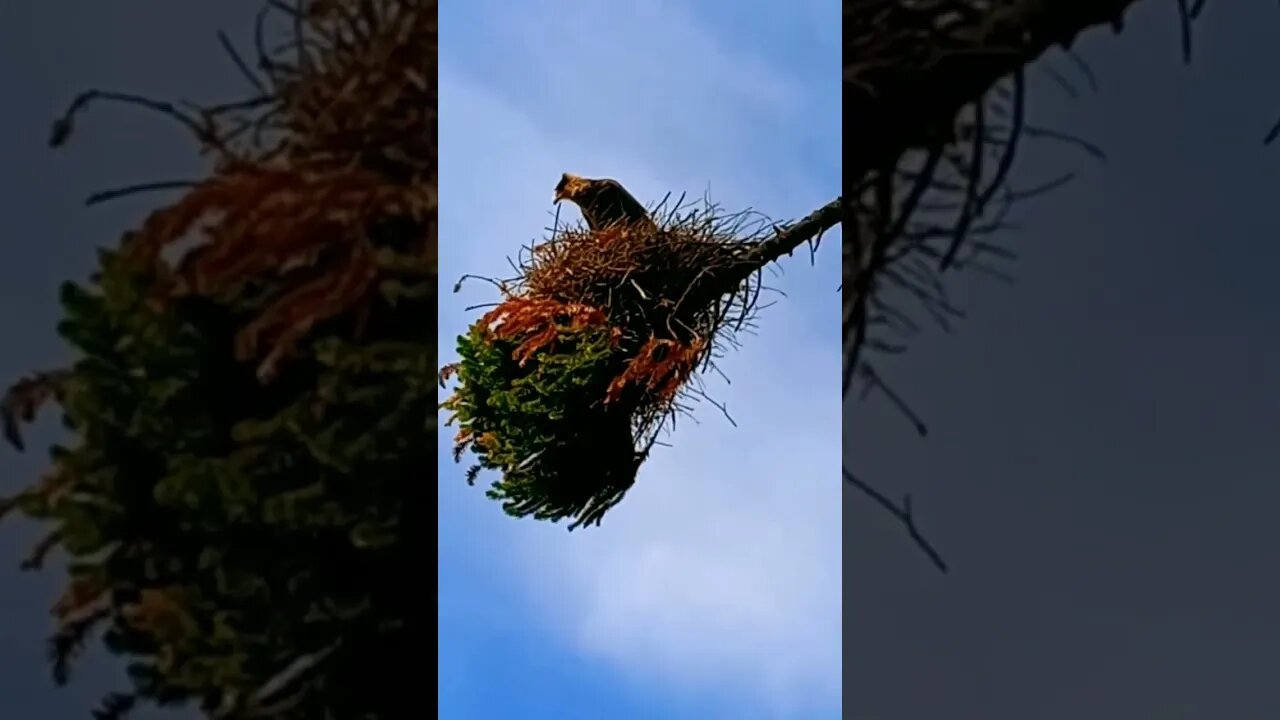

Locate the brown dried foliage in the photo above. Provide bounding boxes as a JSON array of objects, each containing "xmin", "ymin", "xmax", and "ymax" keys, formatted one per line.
[
  {"xmin": 479, "ymin": 297, "xmax": 617, "ymax": 366},
  {"xmin": 32, "ymin": 1, "xmax": 438, "ymax": 388},
  {"xmin": 51, "ymin": 575, "xmax": 107, "ymax": 622},
  {"xmin": 605, "ymin": 337, "xmax": 705, "ymax": 406},
  {"xmin": 40, "ymin": 1, "xmax": 442, "ymax": 386},
  {"xmin": 120, "ymin": 587, "xmax": 197, "ymax": 640},
  {"xmin": 125, "ymin": 161, "xmax": 432, "ymax": 381}
]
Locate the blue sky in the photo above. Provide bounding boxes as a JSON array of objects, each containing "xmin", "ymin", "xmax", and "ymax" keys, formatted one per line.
[{"xmin": 437, "ymin": 2, "xmax": 841, "ymax": 719}]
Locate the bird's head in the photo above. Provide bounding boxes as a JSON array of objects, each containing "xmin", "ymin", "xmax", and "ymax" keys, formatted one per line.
[{"xmin": 554, "ymin": 172, "xmax": 590, "ymax": 204}]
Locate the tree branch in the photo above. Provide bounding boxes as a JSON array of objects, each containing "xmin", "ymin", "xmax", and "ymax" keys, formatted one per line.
[
  {"xmin": 844, "ymin": 1, "xmax": 1157, "ymax": 573},
  {"xmin": 745, "ymin": 197, "xmax": 843, "ymax": 269},
  {"xmin": 845, "ymin": 0, "xmax": 1142, "ymax": 176},
  {"xmin": 845, "ymin": 1, "xmax": 1148, "ymax": 382},
  {"xmin": 844, "ymin": 465, "xmax": 948, "ymax": 573},
  {"xmin": 690, "ymin": 197, "xmax": 842, "ymax": 304}
]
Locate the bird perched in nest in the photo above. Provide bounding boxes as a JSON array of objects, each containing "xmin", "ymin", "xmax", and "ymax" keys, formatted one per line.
[{"xmin": 554, "ymin": 173, "xmax": 656, "ymax": 232}]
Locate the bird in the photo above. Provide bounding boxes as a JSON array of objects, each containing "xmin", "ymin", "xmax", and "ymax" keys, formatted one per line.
[{"xmin": 553, "ymin": 173, "xmax": 655, "ymax": 232}]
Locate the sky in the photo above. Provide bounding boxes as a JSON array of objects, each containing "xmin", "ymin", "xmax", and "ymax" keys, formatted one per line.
[
  {"xmin": 847, "ymin": 3, "xmax": 1280, "ymax": 718},
  {"xmin": 437, "ymin": 2, "xmax": 841, "ymax": 720}
]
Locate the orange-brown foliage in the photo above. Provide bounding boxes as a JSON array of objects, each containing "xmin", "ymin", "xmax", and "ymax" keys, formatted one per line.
[
  {"xmin": 605, "ymin": 337, "xmax": 706, "ymax": 405},
  {"xmin": 124, "ymin": 162, "xmax": 432, "ymax": 381},
  {"xmin": 52, "ymin": 575, "xmax": 106, "ymax": 621},
  {"xmin": 480, "ymin": 297, "xmax": 618, "ymax": 366},
  {"xmin": 120, "ymin": 587, "xmax": 196, "ymax": 640},
  {"xmin": 101, "ymin": 0, "xmax": 439, "ymax": 385}
]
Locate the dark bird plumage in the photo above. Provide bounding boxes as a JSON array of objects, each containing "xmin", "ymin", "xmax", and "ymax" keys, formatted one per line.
[{"xmin": 554, "ymin": 173, "xmax": 655, "ymax": 232}]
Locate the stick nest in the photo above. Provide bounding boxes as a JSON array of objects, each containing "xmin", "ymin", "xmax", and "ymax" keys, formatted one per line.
[{"xmin": 442, "ymin": 197, "xmax": 775, "ymax": 529}]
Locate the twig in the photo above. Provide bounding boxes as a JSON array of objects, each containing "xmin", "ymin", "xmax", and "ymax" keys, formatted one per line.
[
  {"xmin": 843, "ymin": 465, "xmax": 948, "ymax": 573},
  {"xmin": 50, "ymin": 90, "xmax": 230, "ymax": 155},
  {"xmin": 217, "ymin": 30, "xmax": 269, "ymax": 93},
  {"xmin": 85, "ymin": 180, "xmax": 201, "ymax": 207},
  {"xmin": 856, "ymin": 364, "xmax": 928, "ymax": 437}
]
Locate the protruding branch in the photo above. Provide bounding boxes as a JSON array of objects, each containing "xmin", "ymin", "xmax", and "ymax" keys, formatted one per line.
[
  {"xmin": 2, "ymin": 369, "xmax": 71, "ymax": 451},
  {"xmin": 844, "ymin": 1, "xmax": 1153, "ymax": 388},
  {"xmin": 844, "ymin": 465, "xmax": 948, "ymax": 573},
  {"xmin": 708, "ymin": 197, "xmax": 843, "ymax": 296},
  {"xmin": 744, "ymin": 197, "xmax": 843, "ymax": 269}
]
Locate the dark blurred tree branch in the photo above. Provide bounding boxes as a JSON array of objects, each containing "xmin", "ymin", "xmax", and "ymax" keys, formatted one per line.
[
  {"xmin": 844, "ymin": 0, "xmax": 1144, "ymax": 388},
  {"xmin": 841, "ymin": 0, "xmax": 1216, "ymax": 572}
]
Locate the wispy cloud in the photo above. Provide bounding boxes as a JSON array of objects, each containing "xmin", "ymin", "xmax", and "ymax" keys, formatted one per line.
[{"xmin": 439, "ymin": 1, "xmax": 840, "ymax": 716}]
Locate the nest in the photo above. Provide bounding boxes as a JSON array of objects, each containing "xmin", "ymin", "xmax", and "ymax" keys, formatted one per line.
[{"xmin": 442, "ymin": 197, "xmax": 776, "ymax": 529}]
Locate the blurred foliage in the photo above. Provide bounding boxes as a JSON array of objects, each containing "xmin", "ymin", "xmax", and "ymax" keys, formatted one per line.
[{"xmin": 1, "ymin": 1, "xmax": 435, "ymax": 718}]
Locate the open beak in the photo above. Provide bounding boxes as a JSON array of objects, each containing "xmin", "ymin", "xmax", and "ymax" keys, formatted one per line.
[{"xmin": 554, "ymin": 173, "xmax": 574, "ymax": 203}]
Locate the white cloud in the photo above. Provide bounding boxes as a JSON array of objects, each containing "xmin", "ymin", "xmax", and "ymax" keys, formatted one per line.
[
  {"xmin": 439, "ymin": 2, "xmax": 840, "ymax": 715},
  {"xmin": 521, "ymin": 341, "xmax": 842, "ymax": 714}
]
